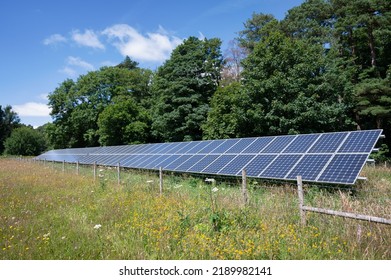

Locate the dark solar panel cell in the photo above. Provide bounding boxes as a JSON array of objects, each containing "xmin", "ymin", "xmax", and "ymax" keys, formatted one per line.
[
  {"xmin": 175, "ymin": 155, "xmax": 205, "ymax": 171},
  {"xmin": 244, "ymin": 155, "xmax": 276, "ymax": 176},
  {"xmin": 225, "ymin": 138, "xmax": 256, "ymax": 153},
  {"xmin": 218, "ymin": 155, "xmax": 256, "ymax": 175},
  {"xmin": 164, "ymin": 155, "xmax": 193, "ymax": 170},
  {"xmin": 338, "ymin": 130, "xmax": 382, "ymax": 153},
  {"xmin": 242, "ymin": 137, "xmax": 274, "ymax": 153},
  {"xmin": 309, "ymin": 132, "xmax": 348, "ymax": 153},
  {"xmin": 262, "ymin": 135, "xmax": 296, "ymax": 153},
  {"xmin": 286, "ymin": 154, "xmax": 331, "ymax": 181},
  {"xmin": 197, "ymin": 139, "xmax": 226, "ymax": 154},
  {"xmin": 187, "ymin": 155, "xmax": 220, "ymax": 172},
  {"xmin": 260, "ymin": 154, "xmax": 302, "ymax": 178},
  {"xmin": 283, "ymin": 134, "xmax": 320, "ymax": 153},
  {"xmin": 318, "ymin": 154, "xmax": 369, "ymax": 184},
  {"xmin": 211, "ymin": 139, "xmax": 241, "ymax": 153},
  {"xmin": 202, "ymin": 155, "xmax": 236, "ymax": 173}
]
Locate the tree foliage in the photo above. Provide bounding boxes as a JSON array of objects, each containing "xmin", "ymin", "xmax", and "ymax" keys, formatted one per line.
[
  {"xmin": 0, "ymin": 105, "xmax": 20, "ymax": 154},
  {"xmin": 47, "ymin": 61, "xmax": 153, "ymax": 148},
  {"xmin": 240, "ymin": 31, "xmax": 354, "ymax": 135},
  {"xmin": 151, "ymin": 36, "xmax": 223, "ymax": 142},
  {"xmin": 4, "ymin": 126, "xmax": 46, "ymax": 156}
]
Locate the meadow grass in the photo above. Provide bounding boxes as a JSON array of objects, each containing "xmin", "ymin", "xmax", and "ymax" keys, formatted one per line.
[{"xmin": 0, "ymin": 159, "xmax": 390, "ymax": 260}]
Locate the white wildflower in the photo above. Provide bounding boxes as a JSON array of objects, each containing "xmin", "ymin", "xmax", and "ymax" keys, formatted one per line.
[
  {"xmin": 212, "ymin": 187, "xmax": 219, "ymax": 193},
  {"xmin": 94, "ymin": 224, "xmax": 102, "ymax": 230}
]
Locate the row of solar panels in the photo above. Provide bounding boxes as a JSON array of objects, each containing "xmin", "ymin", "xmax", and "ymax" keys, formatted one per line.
[{"xmin": 35, "ymin": 129, "xmax": 383, "ymax": 185}]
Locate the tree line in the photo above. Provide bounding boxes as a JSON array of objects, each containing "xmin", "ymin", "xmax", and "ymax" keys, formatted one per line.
[{"xmin": 2, "ymin": 0, "xmax": 390, "ymax": 159}]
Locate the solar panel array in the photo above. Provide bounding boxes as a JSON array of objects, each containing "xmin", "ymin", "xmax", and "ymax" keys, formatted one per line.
[{"xmin": 35, "ymin": 129, "xmax": 382, "ymax": 185}]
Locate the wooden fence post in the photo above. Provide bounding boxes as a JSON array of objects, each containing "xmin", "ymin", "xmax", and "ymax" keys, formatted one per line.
[
  {"xmin": 242, "ymin": 169, "xmax": 248, "ymax": 206},
  {"xmin": 297, "ymin": 176, "xmax": 306, "ymax": 226},
  {"xmin": 93, "ymin": 161, "xmax": 97, "ymax": 182},
  {"xmin": 62, "ymin": 160, "xmax": 65, "ymax": 172},
  {"xmin": 76, "ymin": 161, "xmax": 79, "ymax": 175},
  {"xmin": 117, "ymin": 162, "xmax": 121, "ymax": 186},
  {"xmin": 159, "ymin": 167, "xmax": 163, "ymax": 195}
]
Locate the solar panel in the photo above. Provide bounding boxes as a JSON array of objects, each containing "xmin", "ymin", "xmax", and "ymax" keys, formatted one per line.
[{"xmin": 35, "ymin": 129, "xmax": 382, "ymax": 185}]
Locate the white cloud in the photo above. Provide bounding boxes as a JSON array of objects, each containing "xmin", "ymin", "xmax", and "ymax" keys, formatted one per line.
[
  {"xmin": 72, "ymin": 29, "xmax": 105, "ymax": 50},
  {"xmin": 59, "ymin": 66, "xmax": 77, "ymax": 77},
  {"xmin": 59, "ymin": 57, "xmax": 94, "ymax": 78},
  {"xmin": 13, "ymin": 102, "xmax": 51, "ymax": 117},
  {"xmin": 67, "ymin": 56, "xmax": 94, "ymax": 70},
  {"xmin": 38, "ymin": 93, "xmax": 48, "ymax": 101},
  {"xmin": 43, "ymin": 34, "xmax": 67, "ymax": 45},
  {"xmin": 102, "ymin": 24, "xmax": 182, "ymax": 62}
]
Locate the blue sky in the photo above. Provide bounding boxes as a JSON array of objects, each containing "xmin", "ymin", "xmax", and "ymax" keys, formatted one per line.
[{"xmin": 0, "ymin": 0, "xmax": 303, "ymax": 127}]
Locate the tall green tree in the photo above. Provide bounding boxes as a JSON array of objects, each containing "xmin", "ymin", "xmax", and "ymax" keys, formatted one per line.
[
  {"xmin": 238, "ymin": 13, "xmax": 279, "ymax": 52},
  {"xmin": 333, "ymin": 0, "xmax": 391, "ymax": 77},
  {"xmin": 151, "ymin": 36, "xmax": 223, "ymax": 142},
  {"xmin": 203, "ymin": 82, "xmax": 254, "ymax": 139},
  {"xmin": 241, "ymin": 32, "xmax": 354, "ymax": 135},
  {"xmin": 0, "ymin": 105, "xmax": 20, "ymax": 153},
  {"xmin": 47, "ymin": 63, "xmax": 153, "ymax": 148},
  {"xmin": 97, "ymin": 96, "xmax": 150, "ymax": 146},
  {"xmin": 4, "ymin": 126, "xmax": 46, "ymax": 156}
]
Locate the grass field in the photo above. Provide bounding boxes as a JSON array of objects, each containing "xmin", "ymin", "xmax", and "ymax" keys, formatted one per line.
[{"xmin": 0, "ymin": 158, "xmax": 390, "ymax": 260}]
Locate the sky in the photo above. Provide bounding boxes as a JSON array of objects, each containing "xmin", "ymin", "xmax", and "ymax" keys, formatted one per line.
[{"xmin": 0, "ymin": 0, "xmax": 303, "ymax": 128}]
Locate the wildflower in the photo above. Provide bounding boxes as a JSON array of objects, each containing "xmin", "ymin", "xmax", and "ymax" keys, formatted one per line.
[
  {"xmin": 94, "ymin": 224, "xmax": 102, "ymax": 230},
  {"xmin": 43, "ymin": 232, "xmax": 50, "ymax": 238},
  {"xmin": 212, "ymin": 187, "xmax": 219, "ymax": 193},
  {"xmin": 146, "ymin": 180, "xmax": 154, "ymax": 183}
]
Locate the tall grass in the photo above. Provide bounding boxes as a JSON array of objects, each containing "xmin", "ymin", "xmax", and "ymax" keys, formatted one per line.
[{"xmin": 0, "ymin": 159, "xmax": 389, "ymax": 260}]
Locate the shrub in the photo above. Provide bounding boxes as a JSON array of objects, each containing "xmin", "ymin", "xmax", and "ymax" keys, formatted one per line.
[{"xmin": 4, "ymin": 126, "xmax": 47, "ymax": 156}]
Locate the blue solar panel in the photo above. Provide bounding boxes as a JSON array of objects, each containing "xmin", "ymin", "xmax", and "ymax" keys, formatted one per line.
[
  {"xmin": 338, "ymin": 130, "xmax": 382, "ymax": 153},
  {"xmin": 262, "ymin": 135, "xmax": 296, "ymax": 153},
  {"xmin": 218, "ymin": 155, "xmax": 256, "ymax": 175},
  {"xmin": 260, "ymin": 154, "xmax": 302, "ymax": 178},
  {"xmin": 35, "ymin": 129, "xmax": 382, "ymax": 185},
  {"xmin": 225, "ymin": 138, "xmax": 256, "ymax": 153},
  {"xmin": 187, "ymin": 155, "xmax": 220, "ymax": 172},
  {"xmin": 175, "ymin": 155, "xmax": 205, "ymax": 171},
  {"xmin": 186, "ymin": 141, "xmax": 210, "ymax": 154},
  {"xmin": 197, "ymin": 139, "xmax": 226, "ymax": 154},
  {"xmin": 142, "ymin": 155, "xmax": 166, "ymax": 169},
  {"xmin": 309, "ymin": 132, "xmax": 348, "ymax": 153},
  {"xmin": 210, "ymin": 139, "xmax": 240, "ymax": 153},
  {"xmin": 202, "ymin": 155, "xmax": 236, "ymax": 174},
  {"xmin": 286, "ymin": 154, "xmax": 331, "ymax": 181},
  {"xmin": 132, "ymin": 155, "xmax": 155, "ymax": 168},
  {"xmin": 164, "ymin": 155, "xmax": 193, "ymax": 170},
  {"xmin": 158, "ymin": 155, "xmax": 181, "ymax": 168},
  {"xmin": 147, "ymin": 155, "xmax": 172, "ymax": 169},
  {"xmin": 243, "ymin": 155, "xmax": 277, "ymax": 176},
  {"xmin": 242, "ymin": 137, "xmax": 274, "ymax": 153},
  {"xmin": 283, "ymin": 134, "xmax": 320, "ymax": 153},
  {"xmin": 317, "ymin": 154, "xmax": 369, "ymax": 184}
]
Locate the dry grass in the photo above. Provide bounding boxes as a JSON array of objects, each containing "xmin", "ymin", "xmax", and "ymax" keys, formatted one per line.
[{"xmin": 0, "ymin": 159, "xmax": 390, "ymax": 260}]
